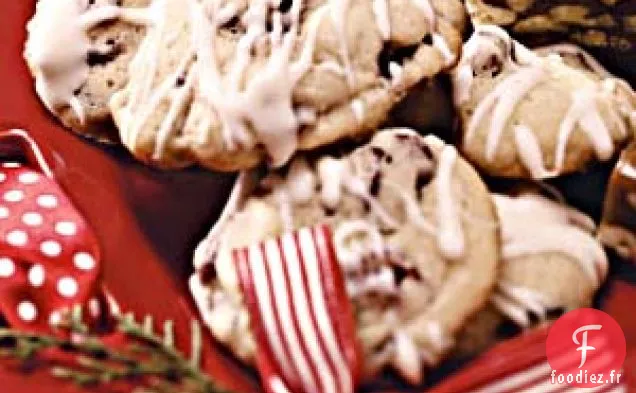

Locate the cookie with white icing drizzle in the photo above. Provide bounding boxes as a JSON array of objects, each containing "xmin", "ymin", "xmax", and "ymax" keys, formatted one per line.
[
  {"xmin": 24, "ymin": 0, "xmax": 151, "ymax": 142},
  {"xmin": 465, "ymin": 0, "xmax": 636, "ymax": 86},
  {"xmin": 102, "ymin": 0, "xmax": 464, "ymax": 170},
  {"xmin": 452, "ymin": 26, "xmax": 635, "ymax": 179},
  {"xmin": 189, "ymin": 129, "xmax": 499, "ymax": 384},
  {"xmin": 457, "ymin": 192, "xmax": 608, "ymax": 354}
]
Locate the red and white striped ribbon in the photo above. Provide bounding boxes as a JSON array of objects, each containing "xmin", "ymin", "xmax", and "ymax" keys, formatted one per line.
[
  {"xmin": 431, "ymin": 328, "xmax": 628, "ymax": 393},
  {"xmin": 233, "ymin": 224, "xmax": 361, "ymax": 393}
]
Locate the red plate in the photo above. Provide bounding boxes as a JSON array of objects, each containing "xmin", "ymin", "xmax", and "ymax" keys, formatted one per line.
[{"xmin": 0, "ymin": 2, "xmax": 634, "ymax": 392}]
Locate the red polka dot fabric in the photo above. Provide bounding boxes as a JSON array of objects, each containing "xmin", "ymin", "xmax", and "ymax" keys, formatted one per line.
[{"xmin": 0, "ymin": 130, "xmax": 101, "ymax": 332}]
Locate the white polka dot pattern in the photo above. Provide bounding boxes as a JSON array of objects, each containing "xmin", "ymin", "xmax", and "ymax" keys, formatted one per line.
[
  {"xmin": 74, "ymin": 252, "xmax": 96, "ymax": 270},
  {"xmin": 0, "ymin": 258, "xmax": 15, "ymax": 278},
  {"xmin": 18, "ymin": 172, "xmax": 39, "ymax": 185},
  {"xmin": 22, "ymin": 212, "xmax": 43, "ymax": 226},
  {"xmin": 55, "ymin": 221, "xmax": 77, "ymax": 236},
  {"xmin": 40, "ymin": 240, "xmax": 62, "ymax": 257},
  {"xmin": 28, "ymin": 264, "xmax": 45, "ymax": 287},
  {"xmin": 17, "ymin": 301, "xmax": 37, "ymax": 322},
  {"xmin": 57, "ymin": 277, "xmax": 78, "ymax": 298},
  {"xmin": 0, "ymin": 134, "xmax": 101, "ymax": 331},
  {"xmin": 4, "ymin": 190, "xmax": 24, "ymax": 203},
  {"xmin": 37, "ymin": 194, "xmax": 58, "ymax": 208},
  {"xmin": 6, "ymin": 230, "xmax": 28, "ymax": 246}
]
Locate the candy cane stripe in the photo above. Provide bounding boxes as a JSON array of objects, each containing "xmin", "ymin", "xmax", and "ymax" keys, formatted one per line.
[
  {"xmin": 300, "ymin": 227, "xmax": 354, "ymax": 393},
  {"xmin": 282, "ymin": 232, "xmax": 334, "ymax": 393},
  {"xmin": 265, "ymin": 238, "xmax": 319, "ymax": 393},
  {"xmin": 245, "ymin": 245, "xmax": 295, "ymax": 380},
  {"xmin": 234, "ymin": 225, "xmax": 360, "ymax": 393}
]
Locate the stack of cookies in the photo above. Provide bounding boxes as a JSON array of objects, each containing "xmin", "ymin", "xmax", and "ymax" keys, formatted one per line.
[{"xmin": 24, "ymin": 0, "xmax": 636, "ymax": 387}]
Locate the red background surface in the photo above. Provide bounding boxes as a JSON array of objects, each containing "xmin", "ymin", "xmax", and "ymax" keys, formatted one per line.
[{"xmin": 0, "ymin": 1, "xmax": 634, "ymax": 392}]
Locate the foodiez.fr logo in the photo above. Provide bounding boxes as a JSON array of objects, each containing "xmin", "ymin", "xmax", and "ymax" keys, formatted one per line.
[{"xmin": 546, "ymin": 308, "xmax": 626, "ymax": 388}]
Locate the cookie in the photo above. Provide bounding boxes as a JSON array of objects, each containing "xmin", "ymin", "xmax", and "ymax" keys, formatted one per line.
[
  {"xmin": 452, "ymin": 26, "xmax": 635, "ymax": 179},
  {"xmin": 465, "ymin": 0, "xmax": 636, "ymax": 86},
  {"xmin": 24, "ymin": 0, "xmax": 150, "ymax": 142},
  {"xmin": 106, "ymin": 0, "xmax": 466, "ymax": 171},
  {"xmin": 190, "ymin": 129, "xmax": 500, "ymax": 383},
  {"xmin": 459, "ymin": 192, "xmax": 608, "ymax": 354},
  {"xmin": 599, "ymin": 141, "xmax": 636, "ymax": 263}
]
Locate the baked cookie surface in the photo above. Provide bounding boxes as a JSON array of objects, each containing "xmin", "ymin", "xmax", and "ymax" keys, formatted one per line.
[
  {"xmin": 453, "ymin": 26, "xmax": 635, "ymax": 179},
  {"xmin": 465, "ymin": 0, "xmax": 636, "ymax": 85},
  {"xmin": 190, "ymin": 128, "xmax": 499, "ymax": 383},
  {"xmin": 24, "ymin": 0, "xmax": 150, "ymax": 142},
  {"xmin": 459, "ymin": 191, "xmax": 608, "ymax": 354},
  {"xmin": 112, "ymin": 0, "xmax": 466, "ymax": 171},
  {"xmin": 25, "ymin": 0, "xmax": 466, "ymax": 170}
]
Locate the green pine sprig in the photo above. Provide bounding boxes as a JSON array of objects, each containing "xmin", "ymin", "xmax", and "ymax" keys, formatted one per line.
[{"xmin": 0, "ymin": 307, "xmax": 231, "ymax": 393}]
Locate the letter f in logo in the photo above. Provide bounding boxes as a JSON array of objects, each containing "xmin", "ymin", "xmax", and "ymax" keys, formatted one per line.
[{"xmin": 572, "ymin": 325, "xmax": 602, "ymax": 368}]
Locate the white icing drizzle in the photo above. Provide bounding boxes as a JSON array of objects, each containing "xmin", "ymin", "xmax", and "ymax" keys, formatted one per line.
[
  {"xmin": 350, "ymin": 99, "xmax": 365, "ymax": 124},
  {"xmin": 621, "ymin": 161, "xmax": 636, "ymax": 180},
  {"xmin": 276, "ymin": 190, "xmax": 295, "ymax": 231},
  {"xmin": 115, "ymin": 0, "xmax": 181, "ymax": 149},
  {"xmin": 316, "ymin": 156, "xmax": 399, "ymax": 228},
  {"xmin": 296, "ymin": 106, "xmax": 317, "ymax": 125},
  {"xmin": 432, "ymin": 34, "xmax": 455, "ymax": 67},
  {"xmin": 492, "ymin": 193, "xmax": 608, "ymax": 325},
  {"xmin": 515, "ymin": 84, "xmax": 619, "ymax": 178},
  {"xmin": 24, "ymin": 0, "xmax": 150, "ymax": 122},
  {"xmin": 380, "ymin": 180, "xmax": 436, "ymax": 235},
  {"xmin": 403, "ymin": 320, "xmax": 454, "ymax": 368},
  {"xmin": 469, "ymin": 64, "xmax": 545, "ymax": 161},
  {"xmin": 333, "ymin": 220, "xmax": 386, "ymax": 271},
  {"xmin": 346, "ymin": 266, "xmax": 396, "ymax": 298},
  {"xmin": 270, "ymin": 133, "xmax": 465, "ymax": 264},
  {"xmin": 557, "ymin": 86, "xmax": 614, "ymax": 161},
  {"xmin": 321, "ymin": 141, "xmax": 463, "ymax": 261},
  {"xmin": 491, "ymin": 284, "xmax": 549, "ymax": 328},
  {"xmin": 195, "ymin": 133, "xmax": 468, "ymax": 384},
  {"xmin": 371, "ymin": 0, "xmax": 391, "ymax": 40},
  {"xmin": 109, "ymin": 0, "xmax": 329, "ymax": 166},
  {"xmin": 388, "ymin": 62, "xmax": 403, "ymax": 87},
  {"xmin": 453, "ymin": 25, "xmax": 528, "ymax": 105},
  {"xmin": 392, "ymin": 331, "xmax": 422, "ymax": 384},
  {"xmin": 317, "ymin": 157, "xmax": 346, "ymax": 209},
  {"xmin": 534, "ymin": 43, "xmax": 611, "ymax": 78},
  {"xmin": 410, "ymin": 0, "xmax": 435, "ymax": 32},
  {"xmin": 285, "ymin": 158, "xmax": 317, "ymax": 203},
  {"xmin": 435, "ymin": 146, "xmax": 464, "ymax": 260},
  {"xmin": 513, "ymin": 125, "xmax": 551, "ymax": 179},
  {"xmin": 421, "ymin": 321, "xmax": 453, "ymax": 354},
  {"xmin": 328, "ymin": 0, "xmax": 355, "ymax": 87},
  {"xmin": 410, "ymin": 0, "xmax": 455, "ymax": 67},
  {"xmin": 315, "ymin": 61, "xmax": 346, "ymax": 76},
  {"xmin": 266, "ymin": 157, "xmax": 316, "ymax": 230},
  {"xmin": 218, "ymin": 0, "xmax": 323, "ymax": 165},
  {"xmin": 455, "ymin": 26, "xmax": 632, "ymax": 179},
  {"xmin": 27, "ymin": 0, "xmax": 457, "ymax": 168}
]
